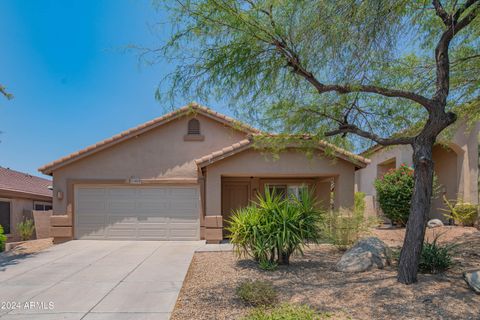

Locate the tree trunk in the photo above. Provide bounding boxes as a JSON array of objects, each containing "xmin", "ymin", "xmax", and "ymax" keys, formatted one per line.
[
  {"xmin": 277, "ymin": 251, "xmax": 290, "ymax": 265},
  {"xmin": 397, "ymin": 138, "xmax": 435, "ymax": 284}
]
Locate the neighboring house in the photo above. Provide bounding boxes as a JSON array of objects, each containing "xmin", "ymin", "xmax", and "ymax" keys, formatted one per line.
[
  {"xmin": 39, "ymin": 104, "xmax": 369, "ymax": 243},
  {"xmin": 355, "ymin": 122, "xmax": 480, "ymax": 222},
  {"xmin": 0, "ymin": 167, "xmax": 53, "ymax": 241}
]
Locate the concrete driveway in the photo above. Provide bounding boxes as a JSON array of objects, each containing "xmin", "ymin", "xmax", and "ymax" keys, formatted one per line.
[{"xmin": 0, "ymin": 240, "xmax": 204, "ymax": 320}]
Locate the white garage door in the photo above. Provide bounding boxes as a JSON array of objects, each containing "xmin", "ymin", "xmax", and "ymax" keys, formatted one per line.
[{"xmin": 74, "ymin": 186, "xmax": 200, "ymax": 240}]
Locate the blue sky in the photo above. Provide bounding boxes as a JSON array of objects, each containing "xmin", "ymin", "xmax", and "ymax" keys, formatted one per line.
[{"xmin": 0, "ymin": 0, "xmax": 229, "ymax": 178}]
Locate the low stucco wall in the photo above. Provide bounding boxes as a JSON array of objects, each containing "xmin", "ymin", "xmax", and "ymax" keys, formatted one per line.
[
  {"xmin": 204, "ymin": 148, "xmax": 357, "ymax": 216},
  {"xmin": 33, "ymin": 210, "xmax": 52, "ymax": 239}
]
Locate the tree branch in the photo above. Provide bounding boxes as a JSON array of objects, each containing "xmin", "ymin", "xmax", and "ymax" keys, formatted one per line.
[
  {"xmin": 325, "ymin": 124, "xmax": 414, "ymax": 146},
  {"xmin": 433, "ymin": 0, "xmax": 479, "ymax": 105},
  {"xmin": 453, "ymin": 0, "xmax": 479, "ymax": 22},
  {"xmin": 0, "ymin": 84, "xmax": 13, "ymax": 100},
  {"xmin": 271, "ymin": 38, "xmax": 433, "ymax": 109},
  {"xmin": 433, "ymin": 0, "xmax": 452, "ymax": 25}
]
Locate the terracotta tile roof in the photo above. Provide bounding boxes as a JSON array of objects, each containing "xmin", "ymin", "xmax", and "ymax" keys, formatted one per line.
[
  {"xmin": 39, "ymin": 103, "xmax": 261, "ymax": 175},
  {"xmin": 195, "ymin": 135, "xmax": 370, "ymax": 168},
  {"xmin": 195, "ymin": 139, "xmax": 252, "ymax": 166},
  {"xmin": 0, "ymin": 167, "xmax": 52, "ymax": 198}
]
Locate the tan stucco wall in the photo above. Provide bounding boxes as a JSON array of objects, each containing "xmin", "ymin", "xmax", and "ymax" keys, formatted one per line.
[
  {"xmin": 0, "ymin": 194, "xmax": 34, "ymax": 240},
  {"xmin": 355, "ymin": 121, "xmax": 480, "ymax": 219},
  {"xmin": 204, "ymin": 148, "xmax": 356, "ymax": 216},
  {"xmin": 51, "ymin": 114, "xmax": 247, "ymax": 214}
]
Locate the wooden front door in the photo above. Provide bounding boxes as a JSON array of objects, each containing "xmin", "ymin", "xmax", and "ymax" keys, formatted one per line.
[{"xmin": 221, "ymin": 181, "xmax": 251, "ymax": 237}]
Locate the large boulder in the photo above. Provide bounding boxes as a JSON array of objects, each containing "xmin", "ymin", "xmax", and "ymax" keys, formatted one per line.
[
  {"xmin": 464, "ymin": 270, "xmax": 480, "ymax": 294},
  {"xmin": 427, "ymin": 219, "xmax": 444, "ymax": 228},
  {"xmin": 336, "ymin": 237, "xmax": 391, "ymax": 272}
]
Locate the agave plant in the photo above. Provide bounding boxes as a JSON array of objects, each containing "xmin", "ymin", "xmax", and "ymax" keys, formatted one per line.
[{"xmin": 227, "ymin": 188, "xmax": 324, "ymax": 266}]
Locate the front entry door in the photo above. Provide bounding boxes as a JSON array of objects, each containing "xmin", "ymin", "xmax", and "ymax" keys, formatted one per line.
[{"xmin": 221, "ymin": 181, "xmax": 251, "ymax": 238}]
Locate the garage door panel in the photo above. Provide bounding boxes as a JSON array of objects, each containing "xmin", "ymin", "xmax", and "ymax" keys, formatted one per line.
[
  {"xmin": 108, "ymin": 201, "xmax": 136, "ymax": 212},
  {"xmin": 106, "ymin": 216, "xmax": 137, "ymax": 224},
  {"xmin": 169, "ymin": 228, "xmax": 199, "ymax": 239},
  {"xmin": 137, "ymin": 201, "xmax": 169, "ymax": 212},
  {"xmin": 75, "ymin": 186, "xmax": 200, "ymax": 240},
  {"xmin": 108, "ymin": 188, "xmax": 137, "ymax": 197},
  {"xmin": 77, "ymin": 214, "xmax": 106, "ymax": 224},
  {"xmin": 76, "ymin": 226, "xmax": 106, "ymax": 238},
  {"xmin": 77, "ymin": 197, "xmax": 106, "ymax": 212}
]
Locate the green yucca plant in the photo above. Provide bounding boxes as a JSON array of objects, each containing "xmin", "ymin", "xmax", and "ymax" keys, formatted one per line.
[
  {"xmin": 227, "ymin": 188, "xmax": 324, "ymax": 266},
  {"xmin": 442, "ymin": 195, "xmax": 478, "ymax": 226},
  {"xmin": 16, "ymin": 219, "xmax": 35, "ymax": 241},
  {"xmin": 419, "ymin": 234, "xmax": 456, "ymax": 274}
]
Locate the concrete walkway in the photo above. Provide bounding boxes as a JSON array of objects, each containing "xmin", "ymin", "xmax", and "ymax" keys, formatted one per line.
[{"xmin": 0, "ymin": 240, "xmax": 205, "ymax": 320}]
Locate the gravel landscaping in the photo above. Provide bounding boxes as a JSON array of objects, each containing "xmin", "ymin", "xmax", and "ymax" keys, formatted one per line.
[{"xmin": 171, "ymin": 227, "xmax": 480, "ymax": 320}]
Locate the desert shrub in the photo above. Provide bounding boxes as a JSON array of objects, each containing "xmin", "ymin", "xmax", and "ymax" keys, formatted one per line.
[
  {"xmin": 442, "ymin": 196, "xmax": 478, "ymax": 226},
  {"xmin": 419, "ymin": 235, "xmax": 456, "ymax": 274},
  {"xmin": 321, "ymin": 208, "xmax": 377, "ymax": 249},
  {"xmin": 227, "ymin": 189, "xmax": 324, "ymax": 266},
  {"xmin": 16, "ymin": 219, "xmax": 35, "ymax": 241},
  {"xmin": 354, "ymin": 192, "xmax": 366, "ymax": 215},
  {"xmin": 242, "ymin": 303, "xmax": 326, "ymax": 320},
  {"xmin": 374, "ymin": 165, "xmax": 415, "ymax": 225},
  {"xmin": 374, "ymin": 165, "xmax": 440, "ymax": 226},
  {"xmin": 236, "ymin": 280, "xmax": 277, "ymax": 306},
  {"xmin": 0, "ymin": 225, "xmax": 6, "ymax": 252}
]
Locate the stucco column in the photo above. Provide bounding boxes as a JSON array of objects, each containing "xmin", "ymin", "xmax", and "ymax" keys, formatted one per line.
[
  {"xmin": 315, "ymin": 180, "xmax": 332, "ymax": 211},
  {"xmin": 334, "ymin": 171, "xmax": 355, "ymax": 210},
  {"xmin": 205, "ymin": 171, "xmax": 222, "ymax": 216}
]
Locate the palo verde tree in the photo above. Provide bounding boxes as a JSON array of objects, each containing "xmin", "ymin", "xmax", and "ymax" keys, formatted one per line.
[{"xmin": 151, "ymin": 0, "xmax": 480, "ymax": 284}]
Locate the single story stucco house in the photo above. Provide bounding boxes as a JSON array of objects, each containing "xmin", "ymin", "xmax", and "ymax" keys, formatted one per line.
[
  {"xmin": 39, "ymin": 104, "xmax": 369, "ymax": 243},
  {"xmin": 0, "ymin": 167, "xmax": 53, "ymax": 241},
  {"xmin": 355, "ymin": 122, "xmax": 480, "ymax": 221}
]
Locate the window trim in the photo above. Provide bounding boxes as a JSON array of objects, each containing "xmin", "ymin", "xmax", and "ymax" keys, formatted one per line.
[
  {"xmin": 265, "ymin": 183, "xmax": 308, "ymax": 200},
  {"xmin": 33, "ymin": 201, "xmax": 53, "ymax": 211}
]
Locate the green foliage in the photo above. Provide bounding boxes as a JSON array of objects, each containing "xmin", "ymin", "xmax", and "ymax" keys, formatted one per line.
[
  {"xmin": 419, "ymin": 235, "xmax": 456, "ymax": 274},
  {"xmin": 442, "ymin": 195, "xmax": 479, "ymax": 226},
  {"xmin": 242, "ymin": 303, "xmax": 327, "ymax": 320},
  {"xmin": 16, "ymin": 219, "xmax": 35, "ymax": 241},
  {"xmin": 227, "ymin": 189, "xmax": 324, "ymax": 266},
  {"xmin": 354, "ymin": 192, "xmax": 366, "ymax": 215},
  {"xmin": 374, "ymin": 164, "xmax": 415, "ymax": 225},
  {"xmin": 153, "ymin": 0, "xmax": 478, "ymax": 152},
  {"xmin": 321, "ymin": 208, "xmax": 377, "ymax": 249},
  {"xmin": 236, "ymin": 280, "xmax": 277, "ymax": 307},
  {"xmin": 259, "ymin": 259, "xmax": 278, "ymax": 271},
  {"xmin": 0, "ymin": 224, "xmax": 6, "ymax": 252}
]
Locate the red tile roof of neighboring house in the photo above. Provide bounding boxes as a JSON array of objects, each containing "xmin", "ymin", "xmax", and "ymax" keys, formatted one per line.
[
  {"xmin": 39, "ymin": 103, "xmax": 261, "ymax": 175},
  {"xmin": 0, "ymin": 167, "xmax": 52, "ymax": 198},
  {"xmin": 195, "ymin": 136, "xmax": 370, "ymax": 169}
]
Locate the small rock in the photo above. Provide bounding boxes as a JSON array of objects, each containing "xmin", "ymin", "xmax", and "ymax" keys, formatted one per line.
[
  {"xmin": 464, "ymin": 270, "xmax": 480, "ymax": 294},
  {"xmin": 427, "ymin": 219, "xmax": 444, "ymax": 228},
  {"xmin": 336, "ymin": 237, "xmax": 391, "ymax": 272}
]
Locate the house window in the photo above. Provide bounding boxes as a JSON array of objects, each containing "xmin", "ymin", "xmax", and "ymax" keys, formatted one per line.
[
  {"xmin": 34, "ymin": 202, "xmax": 52, "ymax": 211},
  {"xmin": 0, "ymin": 200, "xmax": 11, "ymax": 234},
  {"xmin": 187, "ymin": 118, "xmax": 201, "ymax": 135},
  {"xmin": 267, "ymin": 184, "xmax": 308, "ymax": 200}
]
